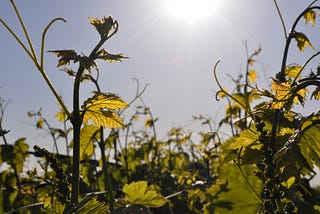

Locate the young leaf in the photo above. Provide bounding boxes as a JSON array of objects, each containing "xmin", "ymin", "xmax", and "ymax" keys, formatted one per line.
[
  {"xmin": 49, "ymin": 50, "xmax": 80, "ymax": 67},
  {"xmin": 294, "ymin": 32, "xmax": 314, "ymax": 51},
  {"xmin": 82, "ymin": 92, "xmax": 128, "ymax": 128},
  {"xmin": 285, "ymin": 65, "xmax": 302, "ymax": 79},
  {"xmin": 303, "ymin": 10, "xmax": 316, "ymax": 26},
  {"xmin": 311, "ymin": 86, "xmax": 320, "ymax": 100},
  {"xmin": 89, "ymin": 16, "xmax": 114, "ymax": 39},
  {"xmin": 123, "ymin": 181, "xmax": 168, "ymax": 208},
  {"xmin": 248, "ymin": 70, "xmax": 258, "ymax": 83},
  {"xmin": 95, "ymin": 49, "xmax": 128, "ymax": 62}
]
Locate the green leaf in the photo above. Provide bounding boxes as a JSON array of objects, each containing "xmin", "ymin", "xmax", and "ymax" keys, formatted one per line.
[
  {"xmin": 82, "ymin": 92, "xmax": 128, "ymax": 128},
  {"xmin": 300, "ymin": 124, "xmax": 320, "ymax": 169},
  {"xmin": 49, "ymin": 50, "xmax": 80, "ymax": 67},
  {"xmin": 294, "ymin": 32, "xmax": 314, "ymax": 51},
  {"xmin": 204, "ymin": 164, "xmax": 263, "ymax": 214},
  {"xmin": 123, "ymin": 181, "xmax": 168, "ymax": 208},
  {"xmin": 229, "ymin": 129, "xmax": 259, "ymax": 149},
  {"xmin": 303, "ymin": 10, "xmax": 316, "ymax": 26},
  {"xmin": 96, "ymin": 49, "xmax": 128, "ymax": 62},
  {"xmin": 12, "ymin": 138, "xmax": 29, "ymax": 173}
]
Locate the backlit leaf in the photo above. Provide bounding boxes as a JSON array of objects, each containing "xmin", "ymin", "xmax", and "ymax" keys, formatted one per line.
[
  {"xmin": 96, "ymin": 49, "xmax": 128, "ymax": 62},
  {"xmin": 281, "ymin": 176, "xmax": 295, "ymax": 189},
  {"xmin": 204, "ymin": 164, "xmax": 263, "ymax": 214},
  {"xmin": 49, "ymin": 50, "xmax": 80, "ymax": 67},
  {"xmin": 229, "ymin": 129, "xmax": 259, "ymax": 149},
  {"xmin": 77, "ymin": 125, "xmax": 100, "ymax": 160},
  {"xmin": 77, "ymin": 196, "xmax": 110, "ymax": 214},
  {"xmin": 300, "ymin": 124, "xmax": 320, "ymax": 168},
  {"xmin": 271, "ymin": 81, "xmax": 292, "ymax": 109},
  {"xmin": 36, "ymin": 117, "xmax": 44, "ymax": 129},
  {"xmin": 248, "ymin": 70, "xmax": 258, "ymax": 83},
  {"xmin": 304, "ymin": 10, "xmax": 316, "ymax": 26},
  {"xmin": 89, "ymin": 16, "xmax": 114, "ymax": 39},
  {"xmin": 123, "ymin": 181, "xmax": 168, "ymax": 208},
  {"xmin": 82, "ymin": 93, "xmax": 128, "ymax": 128},
  {"xmin": 311, "ymin": 86, "xmax": 320, "ymax": 100},
  {"xmin": 294, "ymin": 32, "xmax": 314, "ymax": 51},
  {"xmin": 12, "ymin": 138, "xmax": 29, "ymax": 173},
  {"xmin": 285, "ymin": 65, "xmax": 302, "ymax": 79}
]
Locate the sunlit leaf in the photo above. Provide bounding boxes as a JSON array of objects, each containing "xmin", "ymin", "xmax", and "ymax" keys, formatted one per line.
[
  {"xmin": 271, "ymin": 81, "xmax": 292, "ymax": 109},
  {"xmin": 123, "ymin": 181, "xmax": 168, "ymax": 208},
  {"xmin": 228, "ymin": 129, "xmax": 259, "ymax": 149},
  {"xmin": 73, "ymin": 125, "xmax": 100, "ymax": 160},
  {"xmin": 82, "ymin": 92, "xmax": 128, "ymax": 128},
  {"xmin": 12, "ymin": 138, "xmax": 29, "ymax": 173},
  {"xmin": 281, "ymin": 176, "xmax": 295, "ymax": 189},
  {"xmin": 204, "ymin": 164, "xmax": 263, "ymax": 214},
  {"xmin": 89, "ymin": 16, "xmax": 114, "ymax": 39},
  {"xmin": 300, "ymin": 124, "xmax": 320, "ymax": 168},
  {"xmin": 76, "ymin": 196, "xmax": 110, "ymax": 214},
  {"xmin": 248, "ymin": 70, "xmax": 258, "ymax": 83},
  {"xmin": 294, "ymin": 32, "xmax": 314, "ymax": 51},
  {"xmin": 55, "ymin": 108, "xmax": 68, "ymax": 122},
  {"xmin": 36, "ymin": 117, "xmax": 44, "ymax": 129},
  {"xmin": 49, "ymin": 50, "xmax": 80, "ymax": 67},
  {"xmin": 311, "ymin": 86, "xmax": 320, "ymax": 100},
  {"xmin": 285, "ymin": 65, "xmax": 302, "ymax": 79},
  {"xmin": 303, "ymin": 10, "xmax": 316, "ymax": 26},
  {"xmin": 96, "ymin": 49, "xmax": 128, "ymax": 62}
]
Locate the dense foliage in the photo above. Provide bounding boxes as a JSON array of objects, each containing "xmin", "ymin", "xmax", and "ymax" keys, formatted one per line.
[{"xmin": 1, "ymin": 1, "xmax": 320, "ymax": 213}]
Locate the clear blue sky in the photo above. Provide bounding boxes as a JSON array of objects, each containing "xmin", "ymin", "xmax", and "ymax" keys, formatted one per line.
[{"xmin": 0, "ymin": 1, "xmax": 319, "ymax": 156}]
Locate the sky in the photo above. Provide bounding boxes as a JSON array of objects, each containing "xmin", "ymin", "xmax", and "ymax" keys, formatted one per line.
[{"xmin": 0, "ymin": 0, "xmax": 319, "ymax": 179}]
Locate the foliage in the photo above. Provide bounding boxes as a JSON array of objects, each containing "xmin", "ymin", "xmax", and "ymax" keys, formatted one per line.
[{"xmin": 0, "ymin": 0, "xmax": 320, "ymax": 213}]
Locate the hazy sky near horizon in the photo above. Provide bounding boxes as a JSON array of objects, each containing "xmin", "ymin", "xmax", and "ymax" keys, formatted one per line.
[{"xmin": 0, "ymin": 0, "xmax": 319, "ymax": 151}]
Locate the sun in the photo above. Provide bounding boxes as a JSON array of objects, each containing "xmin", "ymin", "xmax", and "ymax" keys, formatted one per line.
[{"xmin": 165, "ymin": 0, "xmax": 219, "ymax": 22}]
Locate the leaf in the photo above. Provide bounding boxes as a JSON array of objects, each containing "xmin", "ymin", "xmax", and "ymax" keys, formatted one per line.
[
  {"xmin": 96, "ymin": 49, "xmax": 128, "ymax": 62},
  {"xmin": 49, "ymin": 50, "xmax": 80, "ymax": 67},
  {"xmin": 12, "ymin": 138, "xmax": 29, "ymax": 173},
  {"xmin": 303, "ymin": 10, "xmax": 316, "ymax": 26},
  {"xmin": 248, "ymin": 70, "xmax": 258, "ymax": 83},
  {"xmin": 77, "ymin": 125, "xmax": 100, "ymax": 160},
  {"xmin": 77, "ymin": 196, "xmax": 110, "ymax": 214},
  {"xmin": 285, "ymin": 65, "xmax": 302, "ymax": 79},
  {"xmin": 36, "ymin": 117, "xmax": 44, "ymax": 129},
  {"xmin": 311, "ymin": 86, "xmax": 320, "ymax": 100},
  {"xmin": 294, "ymin": 32, "xmax": 314, "ymax": 51},
  {"xmin": 248, "ymin": 59, "xmax": 255, "ymax": 66},
  {"xmin": 228, "ymin": 129, "xmax": 259, "ymax": 150},
  {"xmin": 123, "ymin": 181, "xmax": 168, "ymax": 208},
  {"xmin": 89, "ymin": 16, "xmax": 114, "ymax": 39},
  {"xmin": 271, "ymin": 81, "xmax": 292, "ymax": 109},
  {"xmin": 82, "ymin": 93, "xmax": 128, "ymax": 128},
  {"xmin": 300, "ymin": 124, "xmax": 320, "ymax": 169},
  {"xmin": 281, "ymin": 176, "xmax": 295, "ymax": 189},
  {"xmin": 204, "ymin": 164, "xmax": 263, "ymax": 214}
]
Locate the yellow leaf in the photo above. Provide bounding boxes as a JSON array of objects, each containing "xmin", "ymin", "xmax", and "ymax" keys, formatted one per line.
[
  {"xmin": 271, "ymin": 81, "xmax": 291, "ymax": 109},
  {"xmin": 311, "ymin": 87, "xmax": 320, "ymax": 100},
  {"xmin": 294, "ymin": 32, "xmax": 314, "ymax": 51},
  {"xmin": 82, "ymin": 92, "xmax": 128, "ymax": 128},
  {"xmin": 248, "ymin": 70, "xmax": 259, "ymax": 83},
  {"xmin": 36, "ymin": 117, "xmax": 44, "ymax": 129},
  {"xmin": 285, "ymin": 65, "xmax": 302, "ymax": 79},
  {"xmin": 229, "ymin": 129, "xmax": 259, "ymax": 149},
  {"xmin": 304, "ymin": 10, "xmax": 316, "ymax": 26},
  {"xmin": 123, "ymin": 181, "xmax": 168, "ymax": 208},
  {"xmin": 281, "ymin": 176, "xmax": 295, "ymax": 189}
]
